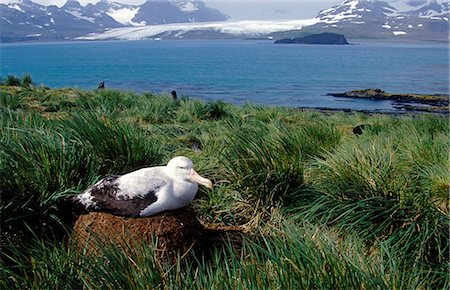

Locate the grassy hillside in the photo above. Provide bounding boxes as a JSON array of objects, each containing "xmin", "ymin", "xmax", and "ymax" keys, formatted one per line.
[{"xmin": 1, "ymin": 84, "xmax": 449, "ymax": 288}]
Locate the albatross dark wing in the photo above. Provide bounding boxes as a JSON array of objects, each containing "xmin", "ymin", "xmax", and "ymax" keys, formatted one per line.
[{"xmin": 88, "ymin": 175, "xmax": 164, "ymax": 217}]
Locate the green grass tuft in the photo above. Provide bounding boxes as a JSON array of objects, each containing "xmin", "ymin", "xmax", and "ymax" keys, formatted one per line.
[{"xmin": 1, "ymin": 86, "xmax": 448, "ymax": 289}]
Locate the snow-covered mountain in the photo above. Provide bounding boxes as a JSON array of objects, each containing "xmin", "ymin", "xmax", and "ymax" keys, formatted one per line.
[
  {"xmin": 297, "ymin": 0, "xmax": 449, "ymax": 40},
  {"xmin": 79, "ymin": 0, "xmax": 449, "ymax": 42},
  {"xmin": 63, "ymin": 0, "xmax": 142, "ymax": 26},
  {"xmin": 133, "ymin": 0, "xmax": 228, "ymax": 25},
  {"xmin": 0, "ymin": 0, "xmax": 229, "ymax": 42},
  {"xmin": 389, "ymin": 0, "xmax": 449, "ymax": 19},
  {"xmin": 1, "ymin": 0, "xmax": 448, "ymax": 42},
  {"xmin": 0, "ymin": 0, "xmax": 108, "ymax": 41}
]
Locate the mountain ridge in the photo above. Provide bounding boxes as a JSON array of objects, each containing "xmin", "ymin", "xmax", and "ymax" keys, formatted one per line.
[
  {"xmin": 0, "ymin": 0, "xmax": 229, "ymax": 42},
  {"xmin": 0, "ymin": 0, "xmax": 448, "ymax": 42},
  {"xmin": 273, "ymin": 0, "xmax": 448, "ymax": 42}
]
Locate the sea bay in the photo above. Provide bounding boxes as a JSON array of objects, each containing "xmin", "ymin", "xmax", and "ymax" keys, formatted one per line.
[{"xmin": 1, "ymin": 39, "xmax": 448, "ymax": 112}]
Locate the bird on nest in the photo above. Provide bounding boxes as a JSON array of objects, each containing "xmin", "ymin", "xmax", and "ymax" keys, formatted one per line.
[{"xmin": 73, "ymin": 156, "xmax": 213, "ymax": 217}]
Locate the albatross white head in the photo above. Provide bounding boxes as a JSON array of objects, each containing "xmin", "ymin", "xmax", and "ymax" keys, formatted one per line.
[{"xmin": 165, "ymin": 156, "xmax": 213, "ymax": 189}]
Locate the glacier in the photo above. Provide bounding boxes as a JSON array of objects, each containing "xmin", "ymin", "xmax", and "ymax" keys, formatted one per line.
[{"xmin": 76, "ymin": 19, "xmax": 320, "ymax": 40}]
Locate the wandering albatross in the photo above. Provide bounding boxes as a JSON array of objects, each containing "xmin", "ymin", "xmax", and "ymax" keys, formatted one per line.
[{"xmin": 74, "ymin": 156, "xmax": 213, "ymax": 217}]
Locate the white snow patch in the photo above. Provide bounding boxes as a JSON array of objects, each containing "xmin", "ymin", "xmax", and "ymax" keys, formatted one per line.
[
  {"xmin": 382, "ymin": 24, "xmax": 391, "ymax": 29},
  {"xmin": 27, "ymin": 33, "xmax": 42, "ymax": 37},
  {"xmin": 319, "ymin": 13, "xmax": 358, "ymax": 24},
  {"xmin": 316, "ymin": 0, "xmax": 364, "ymax": 24},
  {"xmin": 424, "ymin": 16, "xmax": 447, "ymax": 20},
  {"xmin": 107, "ymin": 7, "xmax": 141, "ymax": 26},
  {"xmin": 174, "ymin": 30, "xmax": 185, "ymax": 38},
  {"xmin": 393, "ymin": 31, "xmax": 406, "ymax": 36},
  {"xmin": 178, "ymin": 1, "xmax": 199, "ymax": 13},
  {"xmin": 7, "ymin": 4, "xmax": 24, "ymax": 12},
  {"xmin": 347, "ymin": 0, "xmax": 359, "ymax": 11},
  {"xmin": 319, "ymin": 7, "xmax": 335, "ymax": 15},
  {"xmin": 1, "ymin": 17, "xmax": 12, "ymax": 24},
  {"xmin": 67, "ymin": 10, "xmax": 95, "ymax": 23}
]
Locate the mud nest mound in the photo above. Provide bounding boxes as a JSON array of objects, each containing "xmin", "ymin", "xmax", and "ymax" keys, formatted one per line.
[{"xmin": 72, "ymin": 208, "xmax": 246, "ymax": 260}]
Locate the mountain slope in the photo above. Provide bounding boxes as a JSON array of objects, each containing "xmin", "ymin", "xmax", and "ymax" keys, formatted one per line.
[
  {"xmin": 0, "ymin": 0, "xmax": 448, "ymax": 42},
  {"xmin": 0, "ymin": 0, "xmax": 229, "ymax": 42},
  {"xmin": 80, "ymin": 0, "xmax": 449, "ymax": 42},
  {"xmin": 300, "ymin": 0, "xmax": 449, "ymax": 40},
  {"xmin": 133, "ymin": 0, "xmax": 228, "ymax": 25},
  {"xmin": 390, "ymin": 0, "xmax": 449, "ymax": 19},
  {"xmin": 0, "ymin": 0, "xmax": 110, "ymax": 42}
]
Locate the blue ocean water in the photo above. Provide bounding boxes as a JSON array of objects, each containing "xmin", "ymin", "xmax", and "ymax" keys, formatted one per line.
[{"xmin": 1, "ymin": 40, "xmax": 448, "ymax": 111}]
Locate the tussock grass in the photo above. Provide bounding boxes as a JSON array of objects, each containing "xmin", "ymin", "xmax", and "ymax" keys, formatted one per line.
[
  {"xmin": 290, "ymin": 115, "xmax": 449, "ymax": 281},
  {"xmin": 1, "ymin": 86, "xmax": 448, "ymax": 288},
  {"xmin": 1, "ymin": 91, "xmax": 24, "ymax": 110},
  {"xmin": 3, "ymin": 221, "xmax": 446, "ymax": 289},
  {"xmin": 222, "ymin": 120, "xmax": 304, "ymax": 206},
  {"xmin": 62, "ymin": 112, "xmax": 165, "ymax": 174},
  {"xmin": 138, "ymin": 94, "xmax": 180, "ymax": 124},
  {"xmin": 1, "ymin": 117, "xmax": 92, "ymax": 240},
  {"xmin": 0, "ymin": 109, "xmax": 165, "ymax": 243}
]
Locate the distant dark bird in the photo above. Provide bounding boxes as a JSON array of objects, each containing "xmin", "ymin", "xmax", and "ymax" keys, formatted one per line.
[
  {"xmin": 353, "ymin": 124, "xmax": 371, "ymax": 135},
  {"xmin": 171, "ymin": 90, "xmax": 177, "ymax": 100},
  {"xmin": 98, "ymin": 81, "xmax": 105, "ymax": 89},
  {"xmin": 73, "ymin": 156, "xmax": 213, "ymax": 217}
]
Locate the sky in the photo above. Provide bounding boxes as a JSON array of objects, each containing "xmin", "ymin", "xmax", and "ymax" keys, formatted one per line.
[
  {"xmin": 209, "ymin": 1, "xmax": 343, "ymax": 20},
  {"xmin": 0, "ymin": 0, "xmax": 344, "ymax": 20}
]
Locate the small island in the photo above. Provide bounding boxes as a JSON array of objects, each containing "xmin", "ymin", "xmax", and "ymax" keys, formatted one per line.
[{"xmin": 274, "ymin": 32, "xmax": 349, "ymax": 45}]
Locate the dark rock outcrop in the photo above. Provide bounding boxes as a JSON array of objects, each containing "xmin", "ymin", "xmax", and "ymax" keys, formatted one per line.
[
  {"xmin": 328, "ymin": 89, "xmax": 449, "ymax": 105},
  {"xmin": 275, "ymin": 33, "xmax": 349, "ymax": 45},
  {"xmin": 328, "ymin": 89, "xmax": 449, "ymax": 114}
]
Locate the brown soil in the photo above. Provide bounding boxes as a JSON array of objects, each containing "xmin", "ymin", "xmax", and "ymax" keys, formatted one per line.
[{"xmin": 72, "ymin": 208, "xmax": 248, "ymax": 261}]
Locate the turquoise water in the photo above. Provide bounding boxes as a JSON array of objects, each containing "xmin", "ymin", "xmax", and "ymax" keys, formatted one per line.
[{"xmin": 1, "ymin": 40, "xmax": 448, "ymax": 111}]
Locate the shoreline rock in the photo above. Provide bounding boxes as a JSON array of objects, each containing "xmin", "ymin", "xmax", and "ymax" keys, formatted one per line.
[{"xmin": 327, "ymin": 89, "xmax": 449, "ymax": 114}]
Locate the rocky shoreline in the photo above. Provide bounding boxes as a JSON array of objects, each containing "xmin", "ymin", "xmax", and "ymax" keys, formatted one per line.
[{"xmin": 327, "ymin": 89, "xmax": 449, "ymax": 114}]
